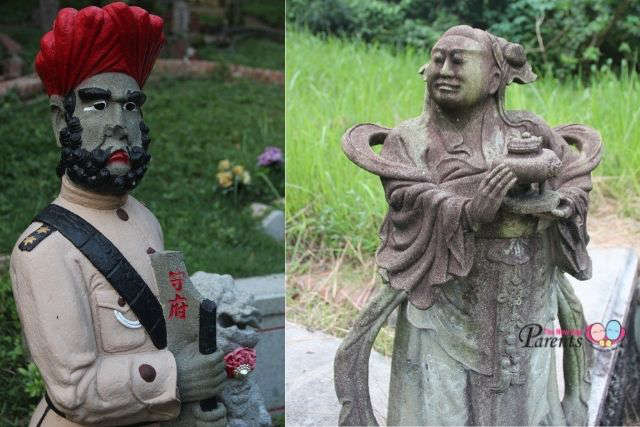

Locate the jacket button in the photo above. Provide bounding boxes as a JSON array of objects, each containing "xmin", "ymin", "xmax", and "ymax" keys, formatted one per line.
[
  {"xmin": 139, "ymin": 364, "xmax": 156, "ymax": 382},
  {"xmin": 118, "ymin": 297, "xmax": 126, "ymax": 307},
  {"xmin": 116, "ymin": 208, "xmax": 129, "ymax": 221}
]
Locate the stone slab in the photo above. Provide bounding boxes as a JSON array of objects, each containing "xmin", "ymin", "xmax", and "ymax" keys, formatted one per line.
[
  {"xmin": 285, "ymin": 247, "xmax": 638, "ymax": 426},
  {"xmin": 236, "ymin": 274, "xmax": 285, "ymax": 413},
  {"xmin": 285, "ymin": 322, "xmax": 391, "ymax": 426},
  {"xmin": 261, "ymin": 210, "xmax": 284, "ymax": 242},
  {"xmin": 558, "ymin": 247, "xmax": 639, "ymax": 425}
]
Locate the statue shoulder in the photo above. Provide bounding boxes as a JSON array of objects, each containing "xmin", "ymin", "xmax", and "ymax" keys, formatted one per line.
[
  {"xmin": 13, "ymin": 221, "xmax": 57, "ymax": 254},
  {"xmin": 390, "ymin": 116, "xmax": 427, "ymax": 143},
  {"xmin": 127, "ymin": 196, "xmax": 164, "ymax": 245},
  {"xmin": 382, "ymin": 115, "xmax": 428, "ymax": 165}
]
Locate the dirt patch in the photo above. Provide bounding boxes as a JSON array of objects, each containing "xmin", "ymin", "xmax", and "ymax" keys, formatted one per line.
[
  {"xmin": 588, "ymin": 192, "xmax": 640, "ymax": 253},
  {"xmin": 288, "ymin": 193, "xmax": 640, "ymax": 314}
]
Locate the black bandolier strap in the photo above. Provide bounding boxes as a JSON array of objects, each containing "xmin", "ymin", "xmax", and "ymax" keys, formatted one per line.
[{"xmin": 35, "ymin": 203, "xmax": 167, "ymax": 349}]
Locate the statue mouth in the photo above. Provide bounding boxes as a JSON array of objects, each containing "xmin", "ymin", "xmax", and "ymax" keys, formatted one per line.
[
  {"xmin": 107, "ymin": 149, "xmax": 130, "ymax": 165},
  {"xmin": 435, "ymin": 82, "xmax": 460, "ymax": 93}
]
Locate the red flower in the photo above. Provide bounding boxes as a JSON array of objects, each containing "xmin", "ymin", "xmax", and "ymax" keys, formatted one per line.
[{"xmin": 224, "ymin": 347, "xmax": 256, "ymax": 379}]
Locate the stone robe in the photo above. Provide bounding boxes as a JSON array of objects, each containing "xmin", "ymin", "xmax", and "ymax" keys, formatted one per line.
[
  {"xmin": 342, "ymin": 105, "xmax": 601, "ymax": 425},
  {"xmin": 10, "ymin": 176, "xmax": 180, "ymax": 426}
]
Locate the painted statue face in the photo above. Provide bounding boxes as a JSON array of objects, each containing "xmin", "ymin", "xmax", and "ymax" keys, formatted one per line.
[
  {"xmin": 425, "ymin": 35, "xmax": 498, "ymax": 111},
  {"xmin": 590, "ymin": 323, "xmax": 605, "ymax": 341},
  {"xmin": 605, "ymin": 320, "xmax": 621, "ymax": 340},
  {"xmin": 72, "ymin": 72, "xmax": 145, "ymax": 176},
  {"xmin": 51, "ymin": 72, "xmax": 152, "ymax": 195}
]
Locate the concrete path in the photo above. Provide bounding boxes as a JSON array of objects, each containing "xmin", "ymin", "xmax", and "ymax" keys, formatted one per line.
[
  {"xmin": 285, "ymin": 322, "xmax": 391, "ymax": 426},
  {"xmin": 285, "ymin": 247, "xmax": 638, "ymax": 427}
]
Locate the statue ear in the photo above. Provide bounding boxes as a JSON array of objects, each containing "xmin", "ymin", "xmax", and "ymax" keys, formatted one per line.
[
  {"xmin": 49, "ymin": 95, "xmax": 65, "ymax": 147},
  {"xmin": 418, "ymin": 63, "xmax": 428, "ymax": 81},
  {"xmin": 489, "ymin": 68, "xmax": 501, "ymax": 95}
]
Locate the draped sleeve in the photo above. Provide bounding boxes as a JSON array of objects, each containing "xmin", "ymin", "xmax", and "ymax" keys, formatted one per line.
[
  {"xmin": 342, "ymin": 123, "xmax": 476, "ymax": 309},
  {"xmin": 546, "ymin": 124, "xmax": 603, "ymax": 279}
]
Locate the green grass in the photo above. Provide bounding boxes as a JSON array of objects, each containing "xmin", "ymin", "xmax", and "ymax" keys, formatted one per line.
[
  {"xmin": 244, "ymin": 0, "xmax": 285, "ymax": 29},
  {"xmin": 0, "ymin": 24, "xmax": 44, "ymax": 72},
  {"xmin": 0, "ymin": 74, "xmax": 284, "ymax": 424},
  {"xmin": 285, "ymin": 30, "xmax": 640, "ymax": 260},
  {"xmin": 0, "ymin": 269, "xmax": 40, "ymax": 426},
  {"xmin": 198, "ymin": 37, "xmax": 284, "ymax": 70}
]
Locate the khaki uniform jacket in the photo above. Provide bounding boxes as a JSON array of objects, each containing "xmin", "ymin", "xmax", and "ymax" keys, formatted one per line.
[{"xmin": 10, "ymin": 176, "xmax": 181, "ymax": 426}]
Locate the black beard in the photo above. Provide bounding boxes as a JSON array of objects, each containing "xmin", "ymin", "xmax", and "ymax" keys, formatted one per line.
[
  {"xmin": 57, "ymin": 144, "xmax": 151, "ymax": 196},
  {"xmin": 56, "ymin": 91, "xmax": 152, "ymax": 196}
]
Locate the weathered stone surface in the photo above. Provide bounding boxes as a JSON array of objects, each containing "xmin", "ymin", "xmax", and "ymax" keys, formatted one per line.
[
  {"xmin": 261, "ymin": 210, "xmax": 284, "ymax": 242},
  {"xmin": 193, "ymin": 272, "xmax": 285, "ymax": 414},
  {"xmin": 337, "ymin": 24, "xmax": 601, "ymax": 426},
  {"xmin": 187, "ymin": 270, "xmax": 272, "ymax": 426}
]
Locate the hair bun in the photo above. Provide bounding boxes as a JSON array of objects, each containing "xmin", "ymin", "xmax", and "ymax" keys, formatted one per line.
[{"xmin": 504, "ymin": 43, "xmax": 526, "ymax": 67}]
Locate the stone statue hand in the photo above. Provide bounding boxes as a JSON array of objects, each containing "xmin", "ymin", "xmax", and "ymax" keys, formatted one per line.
[
  {"xmin": 190, "ymin": 400, "xmax": 227, "ymax": 427},
  {"xmin": 467, "ymin": 163, "xmax": 517, "ymax": 226},
  {"xmin": 176, "ymin": 341, "xmax": 227, "ymax": 403},
  {"xmin": 533, "ymin": 195, "xmax": 576, "ymax": 221},
  {"xmin": 550, "ymin": 196, "xmax": 575, "ymax": 219}
]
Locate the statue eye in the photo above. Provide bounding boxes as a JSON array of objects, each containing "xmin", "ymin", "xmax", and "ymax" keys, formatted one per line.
[
  {"xmin": 124, "ymin": 102, "xmax": 137, "ymax": 111},
  {"xmin": 83, "ymin": 100, "xmax": 107, "ymax": 112},
  {"xmin": 451, "ymin": 55, "xmax": 464, "ymax": 65},
  {"xmin": 433, "ymin": 54, "xmax": 445, "ymax": 64}
]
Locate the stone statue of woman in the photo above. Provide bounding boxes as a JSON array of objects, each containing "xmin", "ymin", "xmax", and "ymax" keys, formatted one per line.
[{"xmin": 335, "ymin": 25, "xmax": 601, "ymax": 426}]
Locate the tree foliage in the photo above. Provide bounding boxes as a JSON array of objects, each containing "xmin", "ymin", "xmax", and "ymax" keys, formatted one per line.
[{"xmin": 287, "ymin": 0, "xmax": 640, "ymax": 78}]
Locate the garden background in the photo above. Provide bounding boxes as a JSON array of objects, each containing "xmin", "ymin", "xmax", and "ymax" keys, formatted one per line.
[
  {"xmin": 0, "ymin": 0, "xmax": 284, "ymax": 424},
  {"xmin": 285, "ymin": 0, "xmax": 640, "ymax": 415}
]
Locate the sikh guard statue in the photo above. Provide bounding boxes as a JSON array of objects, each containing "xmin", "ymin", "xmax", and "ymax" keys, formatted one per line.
[
  {"xmin": 335, "ymin": 25, "xmax": 601, "ymax": 426},
  {"xmin": 10, "ymin": 3, "xmax": 228, "ymax": 426}
]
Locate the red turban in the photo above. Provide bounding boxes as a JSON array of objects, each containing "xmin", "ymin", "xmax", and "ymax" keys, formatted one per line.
[{"xmin": 36, "ymin": 2, "xmax": 165, "ymax": 96}]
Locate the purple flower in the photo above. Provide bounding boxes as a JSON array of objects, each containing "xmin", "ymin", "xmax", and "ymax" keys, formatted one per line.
[{"xmin": 257, "ymin": 146, "xmax": 283, "ymax": 167}]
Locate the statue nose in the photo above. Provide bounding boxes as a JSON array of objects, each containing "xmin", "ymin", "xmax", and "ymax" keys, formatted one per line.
[
  {"xmin": 104, "ymin": 125, "xmax": 129, "ymax": 142},
  {"xmin": 440, "ymin": 58, "xmax": 455, "ymax": 77}
]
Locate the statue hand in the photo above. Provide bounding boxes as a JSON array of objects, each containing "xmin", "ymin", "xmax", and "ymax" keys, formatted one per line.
[
  {"xmin": 550, "ymin": 196, "xmax": 575, "ymax": 219},
  {"xmin": 190, "ymin": 400, "xmax": 227, "ymax": 427},
  {"xmin": 176, "ymin": 342, "xmax": 227, "ymax": 403},
  {"xmin": 467, "ymin": 164, "xmax": 517, "ymax": 226}
]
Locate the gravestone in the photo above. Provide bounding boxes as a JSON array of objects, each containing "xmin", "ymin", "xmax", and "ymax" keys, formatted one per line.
[{"xmin": 171, "ymin": 0, "xmax": 190, "ymax": 36}]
